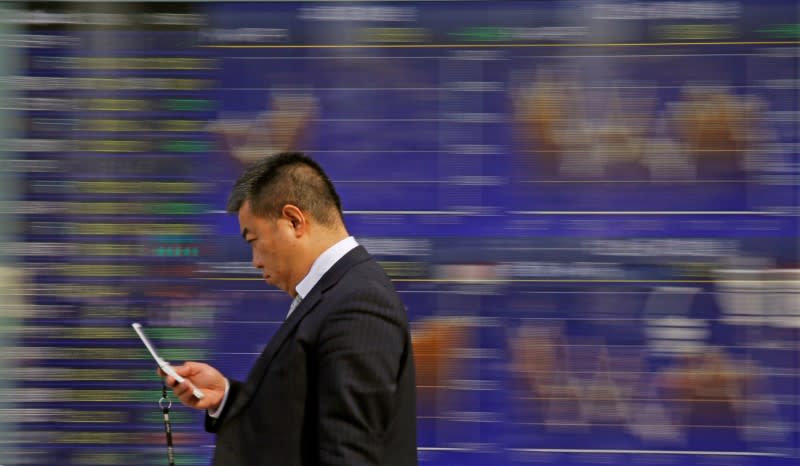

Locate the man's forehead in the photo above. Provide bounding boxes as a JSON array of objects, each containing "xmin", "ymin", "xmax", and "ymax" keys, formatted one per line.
[
  {"xmin": 239, "ymin": 199, "xmax": 253, "ymax": 214},
  {"xmin": 237, "ymin": 199, "xmax": 256, "ymax": 223},
  {"xmin": 237, "ymin": 200, "xmax": 253, "ymax": 237}
]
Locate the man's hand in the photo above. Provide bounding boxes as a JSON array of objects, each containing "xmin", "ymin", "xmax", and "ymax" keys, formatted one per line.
[{"xmin": 158, "ymin": 361, "xmax": 227, "ymax": 412}]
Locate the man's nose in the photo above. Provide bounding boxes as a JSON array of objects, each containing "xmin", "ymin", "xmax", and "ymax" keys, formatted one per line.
[{"xmin": 252, "ymin": 253, "xmax": 263, "ymax": 269}]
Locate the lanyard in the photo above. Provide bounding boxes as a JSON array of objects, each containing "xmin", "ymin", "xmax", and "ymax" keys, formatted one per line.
[{"xmin": 160, "ymin": 384, "xmax": 176, "ymax": 466}]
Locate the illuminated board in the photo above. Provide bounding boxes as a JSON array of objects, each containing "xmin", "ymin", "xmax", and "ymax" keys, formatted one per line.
[{"xmin": 0, "ymin": 1, "xmax": 797, "ymax": 465}]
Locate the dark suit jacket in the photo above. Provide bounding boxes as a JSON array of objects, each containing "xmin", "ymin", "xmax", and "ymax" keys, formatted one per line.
[{"xmin": 206, "ymin": 246, "xmax": 418, "ymax": 465}]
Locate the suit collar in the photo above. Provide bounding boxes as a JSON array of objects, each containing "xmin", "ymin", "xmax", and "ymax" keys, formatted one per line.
[
  {"xmin": 292, "ymin": 236, "xmax": 358, "ymax": 305},
  {"xmin": 283, "ymin": 244, "xmax": 369, "ymax": 324},
  {"xmin": 224, "ymin": 246, "xmax": 372, "ymax": 421}
]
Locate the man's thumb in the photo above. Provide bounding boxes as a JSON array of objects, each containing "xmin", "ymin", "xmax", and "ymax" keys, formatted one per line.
[{"xmin": 174, "ymin": 362, "xmax": 196, "ymax": 377}]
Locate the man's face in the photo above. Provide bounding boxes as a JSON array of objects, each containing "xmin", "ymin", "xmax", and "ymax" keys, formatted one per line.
[{"xmin": 238, "ymin": 200, "xmax": 298, "ymax": 295}]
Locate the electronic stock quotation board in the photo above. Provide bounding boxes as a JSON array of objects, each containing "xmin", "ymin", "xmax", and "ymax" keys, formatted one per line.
[{"xmin": 0, "ymin": 1, "xmax": 797, "ymax": 465}]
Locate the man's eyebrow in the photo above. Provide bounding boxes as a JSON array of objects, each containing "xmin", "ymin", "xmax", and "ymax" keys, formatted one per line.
[{"xmin": 241, "ymin": 227, "xmax": 249, "ymax": 240}]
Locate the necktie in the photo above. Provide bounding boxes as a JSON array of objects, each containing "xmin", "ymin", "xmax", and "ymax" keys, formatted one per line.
[{"xmin": 287, "ymin": 294, "xmax": 302, "ymax": 319}]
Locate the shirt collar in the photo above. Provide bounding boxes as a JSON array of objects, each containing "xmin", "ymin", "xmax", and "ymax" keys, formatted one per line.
[{"xmin": 294, "ymin": 236, "xmax": 358, "ymax": 300}]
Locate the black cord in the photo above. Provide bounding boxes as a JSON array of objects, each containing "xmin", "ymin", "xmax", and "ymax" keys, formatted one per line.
[{"xmin": 160, "ymin": 384, "xmax": 176, "ymax": 466}]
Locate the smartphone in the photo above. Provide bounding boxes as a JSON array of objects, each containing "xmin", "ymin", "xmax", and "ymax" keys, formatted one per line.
[{"xmin": 132, "ymin": 322, "xmax": 205, "ymax": 400}]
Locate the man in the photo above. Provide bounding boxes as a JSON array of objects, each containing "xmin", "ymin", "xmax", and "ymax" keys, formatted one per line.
[{"xmin": 161, "ymin": 152, "xmax": 418, "ymax": 465}]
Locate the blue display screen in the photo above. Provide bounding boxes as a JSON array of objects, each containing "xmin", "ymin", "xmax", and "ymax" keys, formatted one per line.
[{"xmin": 3, "ymin": 1, "xmax": 798, "ymax": 465}]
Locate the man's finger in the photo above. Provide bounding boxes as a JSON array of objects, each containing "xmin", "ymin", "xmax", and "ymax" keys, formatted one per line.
[
  {"xmin": 162, "ymin": 375, "xmax": 176, "ymax": 388},
  {"xmin": 176, "ymin": 385, "xmax": 199, "ymax": 406},
  {"xmin": 174, "ymin": 363, "xmax": 195, "ymax": 377},
  {"xmin": 175, "ymin": 381, "xmax": 189, "ymax": 393}
]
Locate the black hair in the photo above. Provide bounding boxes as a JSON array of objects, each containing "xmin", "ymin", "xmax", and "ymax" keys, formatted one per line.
[{"xmin": 226, "ymin": 152, "xmax": 343, "ymax": 226}]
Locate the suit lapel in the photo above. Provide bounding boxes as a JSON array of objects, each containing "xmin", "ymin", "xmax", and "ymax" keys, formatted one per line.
[{"xmin": 224, "ymin": 246, "xmax": 372, "ymax": 420}]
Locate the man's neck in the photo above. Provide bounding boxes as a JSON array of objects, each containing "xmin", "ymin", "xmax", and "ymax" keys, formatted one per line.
[
  {"xmin": 289, "ymin": 228, "xmax": 350, "ymax": 297},
  {"xmin": 310, "ymin": 229, "xmax": 349, "ymax": 258}
]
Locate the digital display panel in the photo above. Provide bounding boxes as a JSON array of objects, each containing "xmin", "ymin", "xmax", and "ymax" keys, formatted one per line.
[{"xmin": 0, "ymin": 1, "xmax": 797, "ymax": 465}]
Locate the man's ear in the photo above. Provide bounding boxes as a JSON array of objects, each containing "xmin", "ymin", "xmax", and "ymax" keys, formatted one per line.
[{"xmin": 281, "ymin": 204, "xmax": 307, "ymax": 236}]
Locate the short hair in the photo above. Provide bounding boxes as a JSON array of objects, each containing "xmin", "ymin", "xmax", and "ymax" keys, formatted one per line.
[{"xmin": 226, "ymin": 152, "xmax": 343, "ymax": 227}]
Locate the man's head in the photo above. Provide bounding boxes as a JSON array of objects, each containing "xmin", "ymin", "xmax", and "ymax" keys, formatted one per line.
[{"xmin": 228, "ymin": 152, "xmax": 347, "ymax": 296}]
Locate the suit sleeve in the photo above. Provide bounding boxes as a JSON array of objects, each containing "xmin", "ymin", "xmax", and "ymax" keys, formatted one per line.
[
  {"xmin": 317, "ymin": 300, "xmax": 406, "ymax": 465},
  {"xmin": 204, "ymin": 379, "xmax": 243, "ymax": 433}
]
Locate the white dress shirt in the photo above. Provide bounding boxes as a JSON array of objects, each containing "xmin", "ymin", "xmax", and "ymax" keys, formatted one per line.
[
  {"xmin": 209, "ymin": 236, "xmax": 359, "ymax": 418},
  {"xmin": 288, "ymin": 235, "xmax": 359, "ymax": 318}
]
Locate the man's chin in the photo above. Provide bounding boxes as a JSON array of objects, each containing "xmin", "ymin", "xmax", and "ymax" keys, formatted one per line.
[{"xmin": 263, "ymin": 278, "xmax": 285, "ymax": 293}]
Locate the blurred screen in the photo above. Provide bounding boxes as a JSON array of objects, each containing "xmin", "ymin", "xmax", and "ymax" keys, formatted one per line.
[{"xmin": 0, "ymin": 1, "xmax": 797, "ymax": 465}]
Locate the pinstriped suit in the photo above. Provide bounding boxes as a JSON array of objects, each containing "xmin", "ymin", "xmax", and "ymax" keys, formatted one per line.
[{"xmin": 206, "ymin": 246, "xmax": 418, "ymax": 465}]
